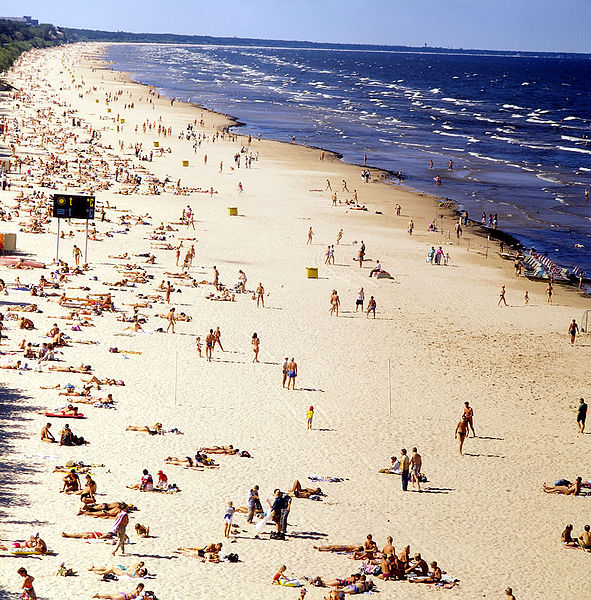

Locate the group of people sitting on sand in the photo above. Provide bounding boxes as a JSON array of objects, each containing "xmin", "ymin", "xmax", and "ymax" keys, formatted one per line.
[
  {"xmin": 313, "ymin": 534, "xmax": 448, "ymax": 585},
  {"xmin": 561, "ymin": 524, "xmax": 591, "ymax": 550}
]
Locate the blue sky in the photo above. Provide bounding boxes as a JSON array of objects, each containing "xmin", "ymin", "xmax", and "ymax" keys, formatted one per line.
[{"xmin": 7, "ymin": 0, "xmax": 591, "ymax": 53}]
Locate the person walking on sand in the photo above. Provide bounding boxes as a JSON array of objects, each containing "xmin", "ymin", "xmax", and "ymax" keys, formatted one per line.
[
  {"xmin": 342, "ymin": 179, "xmax": 349, "ymax": 192},
  {"xmin": 166, "ymin": 308, "xmax": 176, "ymax": 333},
  {"xmin": 307, "ymin": 227, "xmax": 314, "ymax": 244},
  {"xmin": 408, "ymin": 220, "xmax": 414, "ymax": 235},
  {"xmin": 577, "ymin": 398, "xmax": 587, "ymax": 433},
  {"xmin": 256, "ymin": 282, "xmax": 265, "ymax": 307},
  {"xmin": 330, "ymin": 290, "xmax": 340, "ymax": 317},
  {"xmin": 73, "ymin": 245, "xmax": 82, "ymax": 267},
  {"xmin": 325, "ymin": 179, "xmax": 332, "ymax": 191},
  {"xmin": 111, "ymin": 506, "xmax": 129, "ymax": 556},
  {"xmin": 569, "ymin": 319, "xmax": 579, "ymax": 345},
  {"xmin": 165, "ymin": 281, "xmax": 172, "ymax": 303},
  {"xmin": 224, "ymin": 501, "xmax": 235, "ymax": 538},
  {"xmin": 455, "ymin": 415, "xmax": 469, "ymax": 455},
  {"xmin": 336, "ymin": 229, "xmax": 343, "ymax": 245},
  {"xmin": 367, "ymin": 296, "xmax": 376, "ymax": 318},
  {"xmin": 206, "ymin": 329, "xmax": 215, "ymax": 361},
  {"xmin": 307, "ymin": 406, "xmax": 314, "ymax": 430},
  {"xmin": 18, "ymin": 568, "xmax": 35, "ymax": 600},
  {"xmin": 213, "ymin": 266, "xmax": 219, "ymax": 290},
  {"xmin": 524, "ymin": 291, "xmax": 529, "ymax": 305},
  {"xmin": 498, "ymin": 285, "xmax": 508, "ymax": 307},
  {"xmin": 324, "ymin": 246, "xmax": 331, "ymax": 265},
  {"xmin": 356, "ymin": 287, "xmax": 365, "ymax": 312},
  {"xmin": 251, "ymin": 333, "xmax": 260, "ymax": 363},
  {"xmin": 399, "ymin": 448, "xmax": 410, "ymax": 491},
  {"xmin": 463, "ymin": 401, "xmax": 476, "ymax": 437},
  {"xmin": 286, "ymin": 358, "xmax": 297, "ymax": 390}
]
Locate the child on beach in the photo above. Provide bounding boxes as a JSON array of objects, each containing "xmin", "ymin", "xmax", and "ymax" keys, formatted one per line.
[
  {"xmin": 195, "ymin": 336, "xmax": 202, "ymax": 358},
  {"xmin": 18, "ymin": 568, "xmax": 35, "ymax": 600},
  {"xmin": 307, "ymin": 406, "xmax": 314, "ymax": 430},
  {"xmin": 224, "ymin": 501, "xmax": 235, "ymax": 538}
]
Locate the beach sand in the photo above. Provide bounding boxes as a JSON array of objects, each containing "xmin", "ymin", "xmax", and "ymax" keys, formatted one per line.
[{"xmin": 0, "ymin": 43, "xmax": 590, "ymax": 600}]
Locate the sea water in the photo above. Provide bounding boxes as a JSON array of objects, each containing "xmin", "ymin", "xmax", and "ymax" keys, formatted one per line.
[{"xmin": 105, "ymin": 43, "xmax": 591, "ymax": 273}]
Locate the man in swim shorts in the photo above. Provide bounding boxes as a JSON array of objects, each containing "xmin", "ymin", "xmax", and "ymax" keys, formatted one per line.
[
  {"xmin": 577, "ymin": 398, "xmax": 587, "ymax": 433},
  {"xmin": 286, "ymin": 358, "xmax": 297, "ymax": 390}
]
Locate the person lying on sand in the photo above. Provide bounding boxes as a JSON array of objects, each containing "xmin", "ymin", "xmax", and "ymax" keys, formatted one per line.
[
  {"xmin": 81, "ymin": 376, "xmax": 122, "ymax": 388},
  {"xmin": 165, "ymin": 454, "xmax": 218, "ymax": 467},
  {"xmin": 61, "ymin": 531, "xmax": 115, "ymax": 539},
  {"xmin": 337, "ymin": 575, "xmax": 374, "ymax": 594},
  {"xmin": 409, "ymin": 561, "xmax": 442, "ymax": 584},
  {"xmin": 0, "ymin": 360, "xmax": 22, "ymax": 369},
  {"xmin": 175, "ymin": 543, "xmax": 223, "ymax": 561},
  {"xmin": 49, "ymin": 365, "xmax": 92, "ymax": 373},
  {"xmin": 78, "ymin": 502, "xmax": 133, "ymax": 518},
  {"xmin": 311, "ymin": 574, "xmax": 359, "ymax": 588},
  {"xmin": 198, "ymin": 445, "xmax": 238, "ymax": 455},
  {"xmin": 543, "ymin": 477, "xmax": 582, "ymax": 496},
  {"xmin": 89, "ymin": 562, "xmax": 147, "ymax": 578},
  {"xmin": 1, "ymin": 534, "xmax": 48, "ymax": 554},
  {"xmin": 126, "ymin": 424, "xmax": 163, "ymax": 434},
  {"xmin": 288, "ymin": 480, "xmax": 323, "ymax": 499},
  {"xmin": 92, "ymin": 583, "xmax": 144, "ymax": 600},
  {"xmin": 314, "ymin": 544, "xmax": 363, "ymax": 553}
]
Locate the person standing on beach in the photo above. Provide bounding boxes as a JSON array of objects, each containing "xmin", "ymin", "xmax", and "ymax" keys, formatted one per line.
[
  {"xmin": 408, "ymin": 220, "xmax": 414, "ymax": 235},
  {"xmin": 356, "ymin": 287, "xmax": 365, "ymax": 312},
  {"xmin": 206, "ymin": 329, "xmax": 215, "ymax": 361},
  {"xmin": 286, "ymin": 358, "xmax": 297, "ymax": 390},
  {"xmin": 256, "ymin": 282, "xmax": 265, "ymax": 307},
  {"xmin": 213, "ymin": 326, "xmax": 224, "ymax": 352},
  {"xmin": 546, "ymin": 282, "xmax": 553, "ymax": 304},
  {"xmin": 224, "ymin": 501, "xmax": 235, "ymax": 538},
  {"xmin": 251, "ymin": 333, "xmax": 260, "ymax": 363},
  {"xmin": 336, "ymin": 229, "xmax": 343, "ymax": 245},
  {"xmin": 455, "ymin": 416, "xmax": 469, "ymax": 455},
  {"xmin": 498, "ymin": 285, "xmax": 508, "ymax": 307},
  {"xmin": 18, "ymin": 568, "xmax": 35, "ymax": 600},
  {"xmin": 577, "ymin": 398, "xmax": 587, "ymax": 433},
  {"xmin": 524, "ymin": 291, "xmax": 529, "ymax": 305},
  {"xmin": 307, "ymin": 406, "xmax": 314, "ymax": 430},
  {"xmin": 399, "ymin": 449, "xmax": 410, "ymax": 491},
  {"xmin": 367, "ymin": 296, "xmax": 376, "ymax": 318},
  {"xmin": 324, "ymin": 246, "xmax": 331, "ymax": 264},
  {"xmin": 330, "ymin": 290, "xmax": 340, "ymax": 317},
  {"xmin": 213, "ymin": 266, "xmax": 219, "ymax": 290},
  {"xmin": 282, "ymin": 356, "xmax": 289, "ymax": 388},
  {"xmin": 73, "ymin": 245, "xmax": 81, "ymax": 267},
  {"xmin": 410, "ymin": 447, "xmax": 422, "ymax": 491},
  {"xmin": 166, "ymin": 308, "xmax": 176, "ymax": 334},
  {"xmin": 246, "ymin": 486, "xmax": 260, "ymax": 523},
  {"xmin": 165, "ymin": 281, "xmax": 172, "ymax": 303},
  {"xmin": 569, "ymin": 319, "xmax": 579, "ymax": 345},
  {"xmin": 111, "ymin": 506, "xmax": 129, "ymax": 556},
  {"xmin": 463, "ymin": 402, "xmax": 476, "ymax": 437},
  {"xmin": 505, "ymin": 588, "xmax": 516, "ymax": 600},
  {"xmin": 307, "ymin": 227, "xmax": 314, "ymax": 244}
]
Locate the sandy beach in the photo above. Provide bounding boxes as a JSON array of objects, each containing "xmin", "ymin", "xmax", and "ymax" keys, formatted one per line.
[{"xmin": 0, "ymin": 43, "xmax": 590, "ymax": 600}]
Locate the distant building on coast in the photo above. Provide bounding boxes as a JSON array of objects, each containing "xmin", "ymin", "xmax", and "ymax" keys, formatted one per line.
[{"xmin": 1, "ymin": 16, "xmax": 39, "ymax": 26}]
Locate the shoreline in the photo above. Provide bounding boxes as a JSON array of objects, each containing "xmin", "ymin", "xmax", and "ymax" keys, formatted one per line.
[
  {"xmin": 0, "ymin": 42, "xmax": 590, "ymax": 600},
  {"xmin": 99, "ymin": 42, "xmax": 589, "ymax": 288}
]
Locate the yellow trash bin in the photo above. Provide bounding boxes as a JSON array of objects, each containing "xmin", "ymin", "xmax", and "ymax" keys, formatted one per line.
[
  {"xmin": 182, "ymin": 160, "xmax": 189, "ymax": 167},
  {"xmin": 153, "ymin": 141, "xmax": 159, "ymax": 148},
  {"xmin": 107, "ymin": 108, "xmax": 111, "ymax": 113},
  {"xmin": 228, "ymin": 207, "xmax": 238, "ymax": 216},
  {"xmin": 306, "ymin": 267, "xmax": 319, "ymax": 279},
  {"xmin": 120, "ymin": 118, "xmax": 125, "ymax": 123}
]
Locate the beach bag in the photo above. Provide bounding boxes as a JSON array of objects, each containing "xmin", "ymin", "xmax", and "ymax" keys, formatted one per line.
[{"xmin": 225, "ymin": 553, "xmax": 239, "ymax": 562}]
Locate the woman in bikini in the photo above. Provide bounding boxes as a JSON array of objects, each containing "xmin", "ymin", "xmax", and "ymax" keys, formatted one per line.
[
  {"xmin": 89, "ymin": 563, "xmax": 147, "ymax": 578},
  {"xmin": 251, "ymin": 333, "xmax": 260, "ymax": 363},
  {"xmin": 92, "ymin": 583, "xmax": 144, "ymax": 600}
]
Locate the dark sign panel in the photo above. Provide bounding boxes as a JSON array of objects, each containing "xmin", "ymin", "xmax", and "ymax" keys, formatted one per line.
[{"xmin": 52, "ymin": 194, "xmax": 95, "ymax": 220}]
